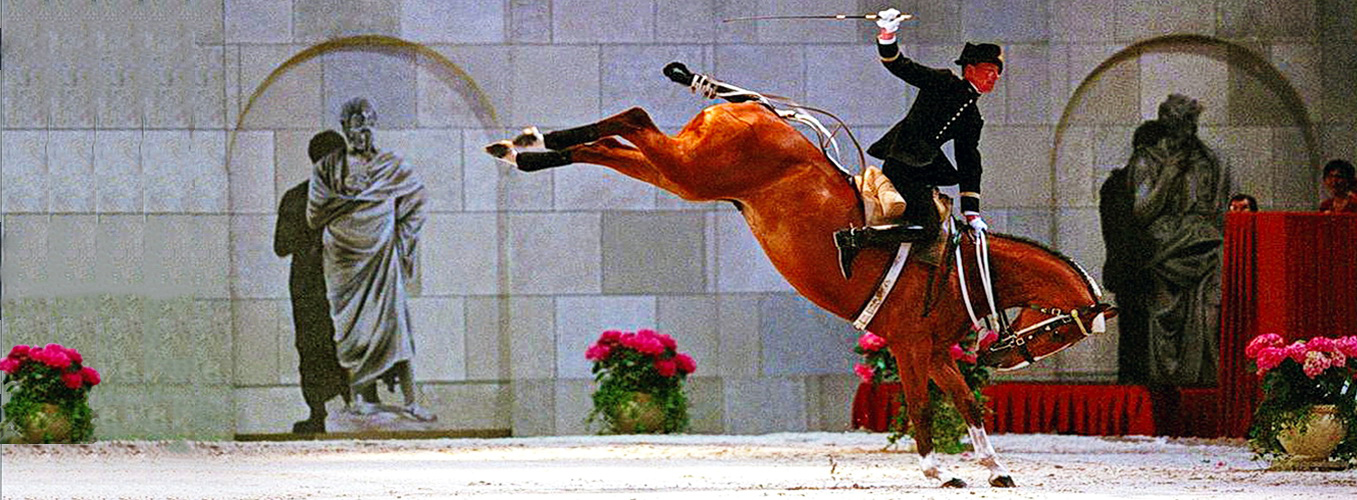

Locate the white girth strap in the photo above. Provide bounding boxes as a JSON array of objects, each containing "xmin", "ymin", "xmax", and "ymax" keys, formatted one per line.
[{"xmin": 852, "ymin": 242, "xmax": 912, "ymax": 330}]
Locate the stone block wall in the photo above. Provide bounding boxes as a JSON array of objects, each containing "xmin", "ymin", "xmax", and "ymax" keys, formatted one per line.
[{"xmin": 1, "ymin": 0, "xmax": 1353, "ymax": 439}]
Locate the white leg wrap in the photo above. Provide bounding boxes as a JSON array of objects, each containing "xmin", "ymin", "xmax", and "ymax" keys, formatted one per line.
[
  {"xmin": 918, "ymin": 452, "xmax": 949, "ymax": 480},
  {"xmin": 968, "ymin": 426, "xmax": 1011, "ymax": 479}
]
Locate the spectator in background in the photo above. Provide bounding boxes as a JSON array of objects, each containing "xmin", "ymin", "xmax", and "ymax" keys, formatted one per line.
[
  {"xmin": 1228, "ymin": 194, "xmax": 1257, "ymax": 212},
  {"xmin": 1320, "ymin": 159, "xmax": 1357, "ymax": 213}
]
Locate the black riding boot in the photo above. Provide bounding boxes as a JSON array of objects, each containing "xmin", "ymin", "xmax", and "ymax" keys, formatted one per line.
[{"xmin": 832, "ymin": 223, "xmax": 934, "ymax": 279}]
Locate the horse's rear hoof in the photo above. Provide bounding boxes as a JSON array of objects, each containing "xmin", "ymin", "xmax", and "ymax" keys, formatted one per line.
[
  {"xmin": 941, "ymin": 478, "xmax": 967, "ymax": 488},
  {"xmin": 484, "ymin": 141, "xmax": 517, "ymax": 166},
  {"xmin": 990, "ymin": 475, "xmax": 1016, "ymax": 488}
]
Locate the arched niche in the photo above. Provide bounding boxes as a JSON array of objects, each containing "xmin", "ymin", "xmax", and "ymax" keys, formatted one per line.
[
  {"xmin": 222, "ymin": 36, "xmax": 507, "ymax": 436},
  {"xmin": 1052, "ymin": 34, "xmax": 1319, "ymax": 280}
]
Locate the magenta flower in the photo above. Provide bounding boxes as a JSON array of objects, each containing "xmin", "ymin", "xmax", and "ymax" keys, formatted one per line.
[
  {"xmin": 1255, "ymin": 347, "xmax": 1286, "ymax": 374},
  {"xmin": 853, "ymin": 363, "xmax": 875, "ymax": 384},
  {"xmin": 858, "ymin": 333, "xmax": 887, "ymax": 352},
  {"xmin": 623, "ymin": 334, "xmax": 665, "ymax": 356},
  {"xmin": 656, "ymin": 333, "xmax": 677, "ymax": 351},
  {"xmin": 1336, "ymin": 336, "xmax": 1357, "ymax": 358},
  {"xmin": 585, "ymin": 343, "xmax": 613, "ymax": 362},
  {"xmin": 599, "ymin": 330, "xmax": 624, "ymax": 345},
  {"xmin": 1245, "ymin": 333, "xmax": 1284, "ymax": 359},
  {"xmin": 1284, "ymin": 341, "xmax": 1309, "ymax": 364},
  {"xmin": 655, "ymin": 358, "xmax": 678, "ymax": 378},
  {"xmin": 674, "ymin": 353, "xmax": 697, "ymax": 375},
  {"xmin": 0, "ymin": 358, "xmax": 17, "ymax": 374},
  {"xmin": 7, "ymin": 344, "xmax": 31, "ymax": 360},
  {"xmin": 80, "ymin": 366, "xmax": 101, "ymax": 386},
  {"xmin": 32, "ymin": 348, "xmax": 72, "ymax": 370},
  {"xmin": 1303, "ymin": 351, "xmax": 1333, "ymax": 378},
  {"xmin": 948, "ymin": 343, "xmax": 979, "ymax": 363},
  {"xmin": 61, "ymin": 371, "xmax": 84, "ymax": 389},
  {"xmin": 1307, "ymin": 336, "xmax": 1336, "ymax": 353}
]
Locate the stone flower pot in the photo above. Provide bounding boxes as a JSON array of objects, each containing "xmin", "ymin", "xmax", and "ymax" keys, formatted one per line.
[
  {"xmin": 613, "ymin": 393, "xmax": 666, "ymax": 434},
  {"xmin": 20, "ymin": 403, "xmax": 74, "ymax": 444},
  {"xmin": 1276, "ymin": 405, "xmax": 1347, "ymax": 462}
]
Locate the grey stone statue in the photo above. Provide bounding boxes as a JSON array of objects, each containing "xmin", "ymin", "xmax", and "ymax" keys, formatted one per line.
[
  {"xmin": 1109, "ymin": 94, "xmax": 1230, "ymax": 389},
  {"xmin": 306, "ymin": 98, "xmax": 435, "ymax": 422}
]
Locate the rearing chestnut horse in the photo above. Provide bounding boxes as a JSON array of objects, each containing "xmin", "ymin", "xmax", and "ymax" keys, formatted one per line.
[{"xmin": 487, "ymin": 102, "xmax": 1114, "ymax": 488}]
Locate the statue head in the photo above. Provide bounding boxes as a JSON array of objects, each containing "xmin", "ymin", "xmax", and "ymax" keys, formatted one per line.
[
  {"xmin": 340, "ymin": 98, "xmax": 377, "ymax": 156},
  {"xmin": 1157, "ymin": 94, "xmax": 1203, "ymax": 136}
]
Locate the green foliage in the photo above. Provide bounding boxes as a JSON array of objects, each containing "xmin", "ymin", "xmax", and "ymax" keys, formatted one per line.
[
  {"xmin": 3, "ymin": 387, "xmax": 95, "ymax": 443},
  {"xmin": 884, "ymin": 381, "xmax": 989, "ymax": 454}
]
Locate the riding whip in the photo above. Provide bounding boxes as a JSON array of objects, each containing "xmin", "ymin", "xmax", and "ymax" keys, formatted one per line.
[{"xmin": 722, "ymin": 13, "xmax": 915, "ymax": 23}]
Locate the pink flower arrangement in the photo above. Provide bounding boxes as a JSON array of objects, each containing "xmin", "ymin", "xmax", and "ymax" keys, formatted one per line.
[
  {"xmin": 853, "ymin": 328, "xmax": 992, "ymax": 386},
  {"xmin": 586, "ymin": 329, "xmax": 696, "ymax": 434},
  {"xmin": 2, "ymin": 344, "xmax": 101, "ymax": 389},
  {"xmin": 1246, "ymin": 333, "xmax": 1357, "ymax": 378},
  {"xmin": 853, "ymin": 363, "xmax": 876, "ymax": 384},
  {"xmin": 1245, "ymin": 333, "xmax": 1357, "ymax": 460},
  {"xmin": 586, "ymin": 329, "xmax": 696, "ymax": 378},
  {"xmin": 2, "ymin": 343, "xmax": 102, "ymax": 442}
]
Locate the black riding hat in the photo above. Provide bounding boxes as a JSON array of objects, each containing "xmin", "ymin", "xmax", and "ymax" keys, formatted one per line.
[{"xmin": 956, "ymin": 43, "xmax": 1003, "ymax": 73}]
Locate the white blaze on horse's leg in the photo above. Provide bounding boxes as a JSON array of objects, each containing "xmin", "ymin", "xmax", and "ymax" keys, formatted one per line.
[
  {"xmin": 968, "ymin": 426, "xmax": 1011, "ymax": 480},
  {"xmin": 1092, "ymin": 312, "xmax": 1106, "ymax": 334},
  {"xmin": 918, "ymin": 452, "xmax": 944, "ymax": 480}
]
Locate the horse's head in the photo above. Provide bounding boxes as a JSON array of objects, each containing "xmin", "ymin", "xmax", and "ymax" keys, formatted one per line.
[
  {"xmin": 967, "ymin": 233, "xmax": 1120, "ymax": 371},
  {"xmin": 978, "ymin": 303, "xmax": 1118, "ymax": 370}
]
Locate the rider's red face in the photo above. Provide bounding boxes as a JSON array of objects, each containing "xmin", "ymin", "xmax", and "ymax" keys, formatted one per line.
[{"xmin": 964, "ymin": 63, "xmax": 1001, "ymax": 94}]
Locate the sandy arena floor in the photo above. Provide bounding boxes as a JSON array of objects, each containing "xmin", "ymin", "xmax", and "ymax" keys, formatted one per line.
[{"xmin": 3, "ymin": 432, "xmax": 1355, "ymax": 499}]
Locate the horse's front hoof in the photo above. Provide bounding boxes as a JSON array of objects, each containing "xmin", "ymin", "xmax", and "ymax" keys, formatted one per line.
[
  {"xmin": 484, "ymin": 140, "xmax": 517, "ymax": 166},
  {"xmin": 941, "ymin": 478, "xmax": 967, "ymax": 488},
  {"xmin": 989, "ymin": 475, "xmax": 1016, "ymax": 488}
]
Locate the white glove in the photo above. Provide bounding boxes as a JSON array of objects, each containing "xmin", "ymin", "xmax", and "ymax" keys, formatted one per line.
[
  {"xmin": 875, "ymin": 8, "xmax": 904, "ymax": 34},
  {"xmin": 965, "ymin": 212, "xmax": 988, "ymax": 233}
]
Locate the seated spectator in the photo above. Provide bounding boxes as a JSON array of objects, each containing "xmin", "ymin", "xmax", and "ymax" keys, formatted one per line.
[
  {"xmin": 1320, "ymin": 159, "xmax": 1357, "ymax": 213},
  {"xmin": 1228, "ymin": 193, "xmax": 1258, "ymax": 212}
]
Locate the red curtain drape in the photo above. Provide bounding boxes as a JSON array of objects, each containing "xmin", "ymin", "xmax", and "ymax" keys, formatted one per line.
[
  {"xmin": 1214, "ymin": 212, "xmax": 1357, "ymax": 437},
  {"xmin": 851, "ymin": 382, "xmax": 1155, "ymax": 435}
]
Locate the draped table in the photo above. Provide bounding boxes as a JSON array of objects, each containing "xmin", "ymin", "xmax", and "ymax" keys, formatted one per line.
[
  {"xmin": 1206, "ymin": 211, "xmax": 1357, "ymax": 437},
  {"xmin": 851, "ymin": 382, "xmax": 1155, "ymax": 435}
]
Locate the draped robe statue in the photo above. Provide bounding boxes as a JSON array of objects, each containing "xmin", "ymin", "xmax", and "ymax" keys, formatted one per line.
[
  {"xmin": 306, "ymin": 148, "xmax": 426, "ymax": 393},
  {"xmin": 1121, "ymin": 94, "xmax": 1230, "ymax": 387}
]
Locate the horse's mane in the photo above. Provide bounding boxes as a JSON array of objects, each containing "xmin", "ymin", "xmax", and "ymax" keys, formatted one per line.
[{"xmin": 983, "ymin": 231, "xmax": 1103, "ymax": 300}]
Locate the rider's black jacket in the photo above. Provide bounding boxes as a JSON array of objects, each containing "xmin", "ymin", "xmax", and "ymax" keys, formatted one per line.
[{"xmin": 867, "ymin": 40, "xmax": 984, "ymax": 213}]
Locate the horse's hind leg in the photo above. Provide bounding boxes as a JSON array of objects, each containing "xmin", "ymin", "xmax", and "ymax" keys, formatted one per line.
[
  {"xmin": 931, "ymin": 356, "xmax": 1015, "ymax": 487},
  {"xmin": 487, "ymin": 107, "xmax": 670, "ymax": 166}
]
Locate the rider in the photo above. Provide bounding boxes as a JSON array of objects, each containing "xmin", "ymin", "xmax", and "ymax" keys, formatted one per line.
[{"xmin": 833, "ymin": 8, "xmax": 1003, "ymax": 278}]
